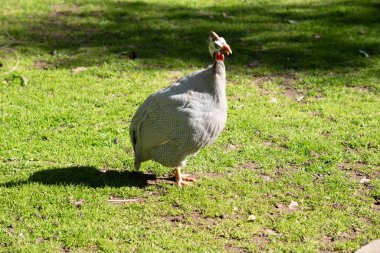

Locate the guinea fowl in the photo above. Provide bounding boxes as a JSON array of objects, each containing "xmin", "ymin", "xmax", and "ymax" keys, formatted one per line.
[{"xmin": 129, "ymin": 31, "xmax": 232, "ymax": 186}]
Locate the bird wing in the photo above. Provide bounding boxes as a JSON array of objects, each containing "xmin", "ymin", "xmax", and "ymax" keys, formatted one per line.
[
  {"xmin": 130, "ymin": 91, "xmax": 190, "ymax": 154},
  {"xmin": 129, "ymin": 66, "xmax": 219, "ymax": 160}
]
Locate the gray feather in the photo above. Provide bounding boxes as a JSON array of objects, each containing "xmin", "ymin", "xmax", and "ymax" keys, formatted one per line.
[{"xmin": 129, "ymin": 61, "xmax": 227, "ymax": 169}]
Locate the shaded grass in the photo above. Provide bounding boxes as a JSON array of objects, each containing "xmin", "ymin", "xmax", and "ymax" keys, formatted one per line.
[{"xmin": 0, "ymin": 0, "xmax": 380, "ymax": 252}]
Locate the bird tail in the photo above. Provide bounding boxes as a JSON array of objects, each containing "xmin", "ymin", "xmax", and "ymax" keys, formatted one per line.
[{"xmin": 130, "ymin": 129, "xmax": 141, "ymax": 171}]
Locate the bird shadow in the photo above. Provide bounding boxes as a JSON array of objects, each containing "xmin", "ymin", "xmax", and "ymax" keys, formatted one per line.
[{"xmin": 0, "ymin": 166, "xmax": 175, "ymax": 188}]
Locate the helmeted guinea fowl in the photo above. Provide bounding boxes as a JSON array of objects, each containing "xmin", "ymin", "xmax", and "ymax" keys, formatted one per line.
[{"xmin": 129, "ymin": 31, "xmax": 232, "ymax": 186}]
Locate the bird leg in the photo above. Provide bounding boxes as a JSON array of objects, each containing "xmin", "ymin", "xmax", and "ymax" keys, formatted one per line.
[{"xmin": 175, "ymin": 167, "xmax": 196, "ymax": 187}]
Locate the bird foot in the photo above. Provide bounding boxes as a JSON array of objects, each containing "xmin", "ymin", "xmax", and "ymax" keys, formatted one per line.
[
  {"xmin": 176, "ymin": 175, "xmax": 196, "ymax": 186},
  {"xmin": 176, "ymin": 179, "xmax": 193, "ymax": 187},
  {"xmin": 181, "ymin": 174, "xmax": 196, "ymax": 182},
  {"xmin": 175, "ymin": 169, "xmax": 196, "ymax": 187}
]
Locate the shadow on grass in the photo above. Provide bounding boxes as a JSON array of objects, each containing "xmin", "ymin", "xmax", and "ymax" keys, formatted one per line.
[
  {"xmin": 2, "ymin": 0, "xmax": 379, "ymax": 71},
  {"xmin": 0, "ymin": 166, "xmax": 173, "ymax": 188}
]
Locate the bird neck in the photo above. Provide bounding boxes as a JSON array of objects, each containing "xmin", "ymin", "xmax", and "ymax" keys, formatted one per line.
[
  {"xmin": 213, "ymin": 60, "xmax": 225, "ymax": 76},
  {"xmin": 212, "ymin": 61, "xmax": 226, "ymax": 103}
]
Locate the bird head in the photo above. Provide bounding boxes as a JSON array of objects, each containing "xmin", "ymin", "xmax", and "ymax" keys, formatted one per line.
[{"xmin": 208, "ymin": 31, "xmax": 232, "ymax": 61}]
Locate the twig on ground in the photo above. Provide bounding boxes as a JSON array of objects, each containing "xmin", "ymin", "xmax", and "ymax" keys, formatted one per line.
[{"xmin": 0, "ymin": 47, "xmax": 20, "ymax": 75}]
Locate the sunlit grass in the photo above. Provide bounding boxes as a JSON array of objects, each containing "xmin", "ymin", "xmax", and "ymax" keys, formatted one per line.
[{"xmin": 0, "ymin": 0, "xmax": 379, "ymax": 252}]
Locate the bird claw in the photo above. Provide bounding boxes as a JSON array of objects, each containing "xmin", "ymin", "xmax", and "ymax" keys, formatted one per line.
[
  {"xmin": 176, "ymin": 179, "xmax": 193, "ymax": 187},
  {"xmin": 181, "ymin": 174, "xmax": 196, "ymax": 182},
  {"xmin": 176, "ymin": 175, "xmax": 196, "ymax": 187},
  {"xmin": 174, "ymin": 168, "xmax": 196, "ymax": 187}
]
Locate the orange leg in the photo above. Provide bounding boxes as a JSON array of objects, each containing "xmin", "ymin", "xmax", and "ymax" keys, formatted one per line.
[{"xmin": 175, "ymin": 167, "xmax": 196, "ymax": 187}]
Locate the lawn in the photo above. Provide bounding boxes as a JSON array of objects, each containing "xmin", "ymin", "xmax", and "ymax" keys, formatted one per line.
[{"xmin": 0, "ymin": 0, "xmax": 379, "ymax": 252}]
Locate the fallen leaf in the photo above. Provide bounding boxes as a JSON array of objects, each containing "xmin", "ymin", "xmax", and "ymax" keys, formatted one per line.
[
  {"xmin": 227, "ymin": 144, "xmax": 238, "ymax": 150},
  {"xmin": 262, "ymin": 175, "xmax": 271, "ymax": 181},
  {"xmin": 108, "ymin": 197, "xmax": 144, "ymax": 205},
  {"xmin": 358, "ymin": 50, "xmax": 369, "ymax": 58},
  {"xmin": 264, "ymin": 229, "xmax": 278, "ymax": 236},
  {"xmin": 296, "ymin": 95, "xmax": 304, "ymax": 102},
  {"xmin": 359, "ymin": 177, "xmax": 370, "ymax": 184},
  {"xmin": 269, "ymin": 97, "xmax": 278, "ymax": 104},
  {"xmin": 286, "ymin": 19, "xmax": 298, "ymax": 24},
  {"xmin": 199, "ymin": 11, "xmax": 214, "ymax": 19},
  {"xmin": 70, "ymin": 198, "xmax": 85, "ymax": 208},
  {"xmin": 222, "ymin": 12, "xmax": 235, "ymax": 18},
  {"xmin": 35, "ymin": 237, "xmax": 44, "ymax": 244},
  {"xmin": 288, "ymin": 201, "xmax": 299, "ymax": 210},
  {"xmin": 71, "ymin": 67, "xmax": 87, "ymax": 74},
  {"xmin": 263, "ymin": 141, "xmax": 272, "ymax": 147},
  {"xmin": 21, "ymin": 76, "xmax": 28, "ymax": 86},
  {"xmin": 312, "ymin": 34, "xmax": 321, "ymax": 40},
  {"xmin": 247, "ymin": 214, "xmax": 256, "ymax": 221}
]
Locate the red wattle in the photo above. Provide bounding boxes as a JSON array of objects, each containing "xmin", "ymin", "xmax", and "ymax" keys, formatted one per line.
[{"xmin": 215, "ymin": 52, "xmax": 224, "ymax": 61}]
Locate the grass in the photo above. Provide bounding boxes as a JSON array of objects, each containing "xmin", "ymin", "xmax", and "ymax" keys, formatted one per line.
[{"xmin": 0, "ymin": 0, "xmax": 379, "ymax": 252}]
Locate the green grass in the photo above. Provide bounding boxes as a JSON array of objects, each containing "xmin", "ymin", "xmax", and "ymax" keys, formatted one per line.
[{"xmin": 1, "ymin": 0, "xmax": 379, "ymax": 252}]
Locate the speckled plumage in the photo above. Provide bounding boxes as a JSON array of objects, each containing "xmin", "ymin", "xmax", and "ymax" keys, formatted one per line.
[{"xmin": 129, "ymin": 60, "xmax": 227, "ymax": 171}]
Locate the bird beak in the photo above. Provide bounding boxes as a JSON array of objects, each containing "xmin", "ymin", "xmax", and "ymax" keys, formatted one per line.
[{"xmin": 221, "ymin": 44, "xmax": 232, "ymax": 55}]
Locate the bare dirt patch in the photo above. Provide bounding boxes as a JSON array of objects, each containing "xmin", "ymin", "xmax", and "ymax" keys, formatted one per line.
[
  {"xmin": 347, "ymin": 85, "xmax": 378, "ymax": 94},
  {"xmin": 34, "ymin": 60, "xmax": 49, "ymax": 69},
  {"xmin": 236, "ymin": 162, "xmax": 259, "ymax": 170},
  {"xmin": 148, "ymin": 176, "xmax": 176, "ymax": 185},
  {"xmin": 167, "ymin": 215, "xmax": 185, "ymax": 223},
  {"xmin": 251, "ymin": 76, "xmax": 272, "ymax": 87},
  {"xmin": 165, "ymin": 210, "xmax": 217, "ymax": 229},
  {"xmin": 338, "ymin": 162, "xmax": 367, "ymax": 171},
  {"xmin": 190, "ymin": 211, "xmax": 217, "ymax": 228},
  {"xmin": 273, "ymin": 203, "xmax": 295, "ymax": 213},
  {"xmin": 252, "ymin": 73, "xmax": 306, "ymax": 102},
  {"xmin": 224, "ymin": 244, "xmax": 248, "ymax": 253},
  {"xmin": 195, "ymin": 172, "xmax": 225, "ymax": 179},
  {"xmin": 262, "ymin": 141, "xmax": 288, "ymax": 151},
  {"xmin": 275, "ymin": 165, "xmax": 300, "ymax": 177},
  {"xmin": 226, "ymin": 143, "xmax": 242, "ymax": 151},
  {"xmin": 251, "ymin": 76, "xmax": 272, "ymax": 96},
  {"xmin": 252, "ymin": 235, "xmax": 269, "ymax": 249},
  {"xmin": 279, "ymin": 74, "xmax": 304, "ymax": 102},
  {"xmin": 337, "ymin": 162, "xmax": 380, "ymax": 182},
  {"xmin": 321, "ymin": 228, "xmax": 357, "ymax": 246},
  {"xmin": 51, "ymin": 4, "xmax": 80, "ymax": 16}
]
